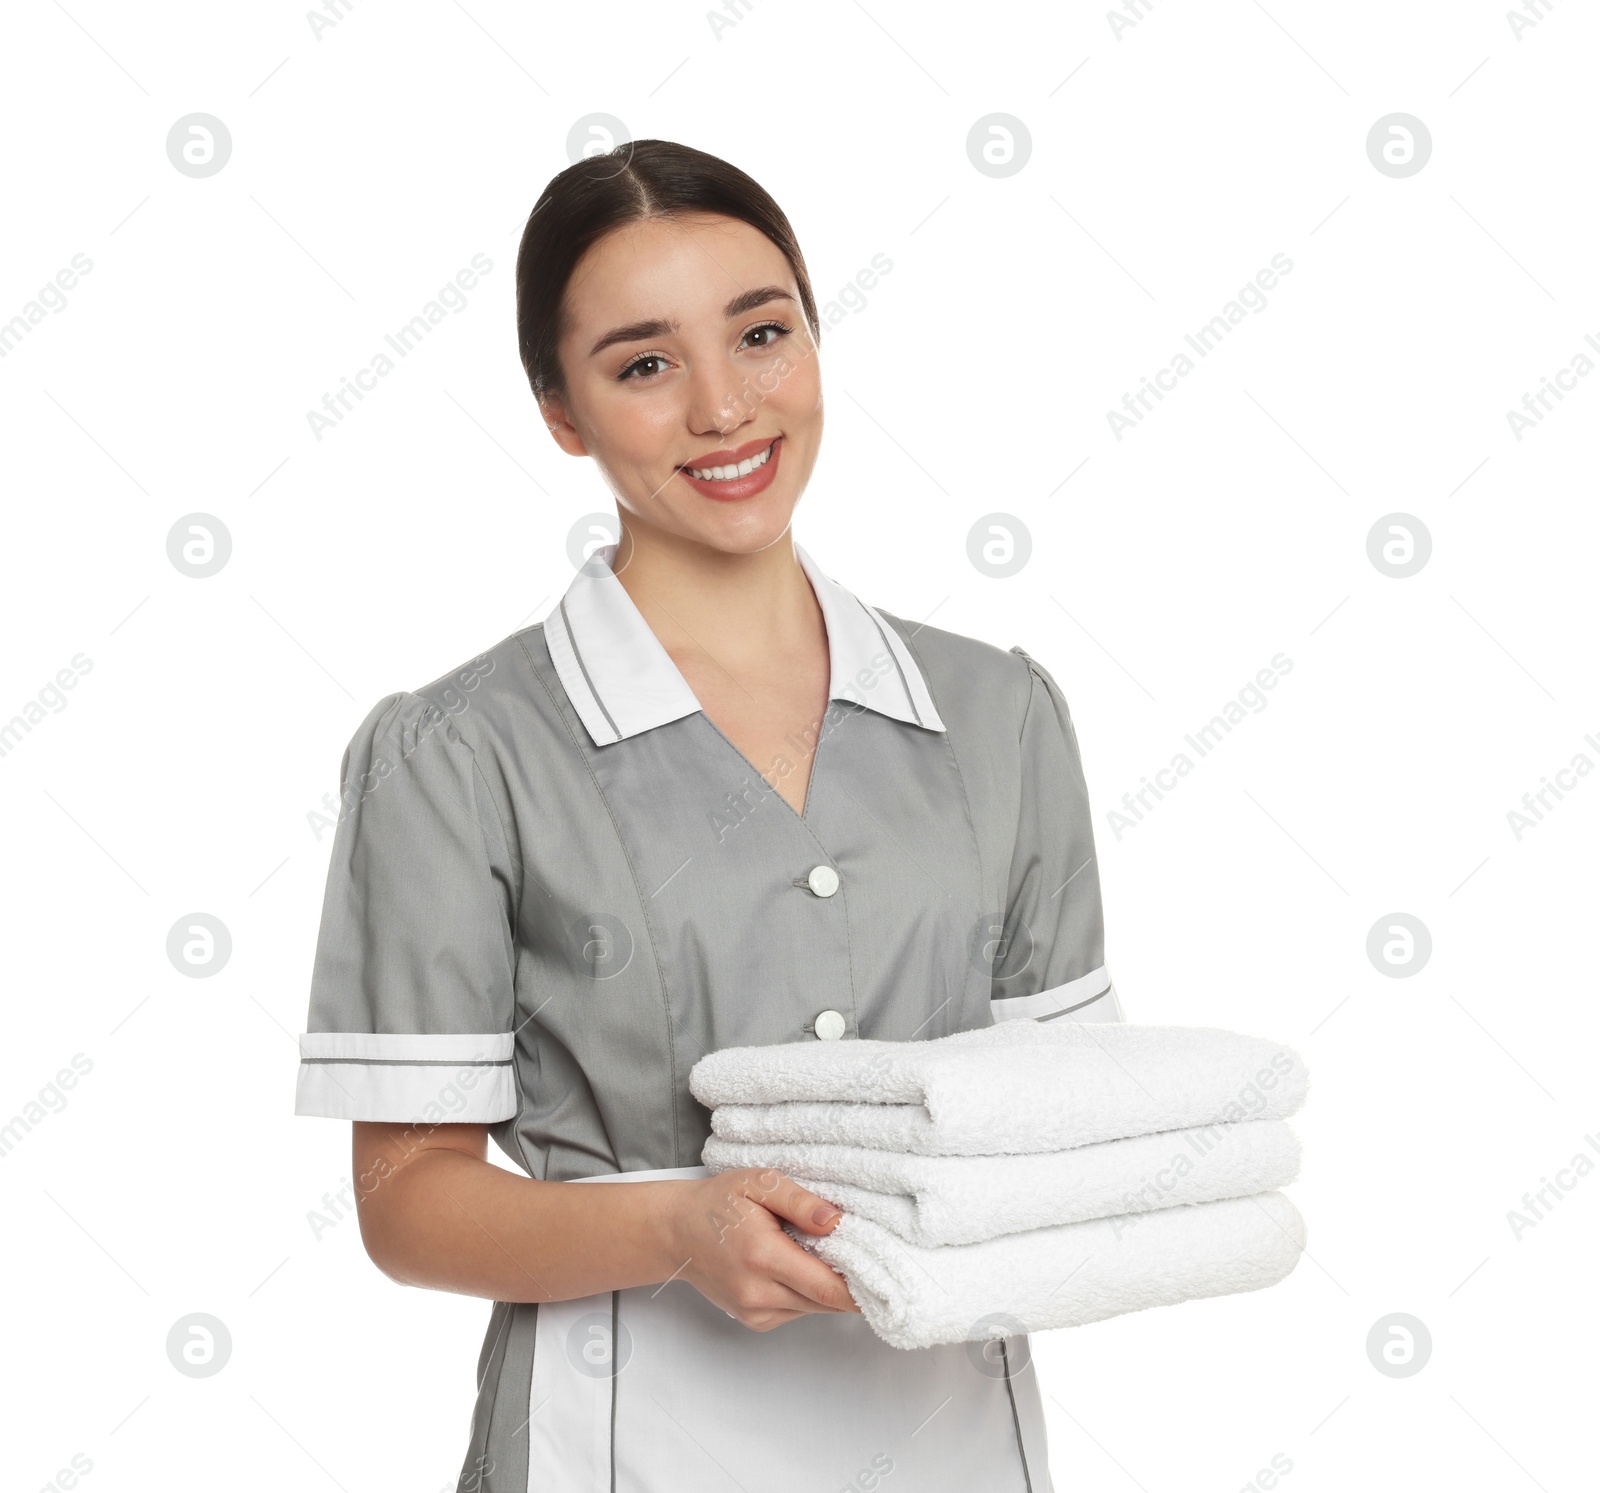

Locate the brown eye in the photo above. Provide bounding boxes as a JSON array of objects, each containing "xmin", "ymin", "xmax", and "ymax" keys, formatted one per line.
[
  {"xmin": 742, "ymin": 321, "xmax": 793, "ymax": 351},
  {"xmin": 617, "ymin": 353, "xmax": 668, "ymax": 381}
]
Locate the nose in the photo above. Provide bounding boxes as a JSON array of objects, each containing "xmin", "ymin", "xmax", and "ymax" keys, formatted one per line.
[{"xmin": 684, "ymin": 352, "xmax": 756, "ymax": 440}]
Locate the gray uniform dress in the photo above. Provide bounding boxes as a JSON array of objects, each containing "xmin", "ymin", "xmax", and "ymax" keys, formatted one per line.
[{"xmin": 295, "ymin": 543, "xmax": 1124, "ymax": 1493}]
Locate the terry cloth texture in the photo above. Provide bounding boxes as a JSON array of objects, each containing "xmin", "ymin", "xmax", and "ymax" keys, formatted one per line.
[
  {"xmin": 787, "ymin": 1190, "xmax": 1308, "ymax": 1351},
  {"xmin": 693, "ymin": 1021, "xmax": 1308, "ymax": 1156},
  {"xmin": 700, "ymin": 1119, "xmax": 1302, "ymax": 1247}
]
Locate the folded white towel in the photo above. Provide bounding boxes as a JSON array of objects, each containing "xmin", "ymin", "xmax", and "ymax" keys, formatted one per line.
[
  {"xmin": 787, "ymin": 1190, "xmax": 1307, "ymax": 1350},
  {"xmin": 702, "ymin": 1119, "xmax": 1301, "ymax": 1247},
  {"xmin": 694, "ymin": 1022, "xmax": 1308, "ymax": 1156}
]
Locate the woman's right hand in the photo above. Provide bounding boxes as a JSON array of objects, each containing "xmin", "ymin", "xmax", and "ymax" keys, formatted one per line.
[{"xmin": 653, "ymin": 1167, "xmax": 863, "ymax": 1330}]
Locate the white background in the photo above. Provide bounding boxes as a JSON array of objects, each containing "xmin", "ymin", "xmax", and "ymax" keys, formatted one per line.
[{"xmin": 2, "ymin": 1, "xmax": 1596, "ymax": 1489}]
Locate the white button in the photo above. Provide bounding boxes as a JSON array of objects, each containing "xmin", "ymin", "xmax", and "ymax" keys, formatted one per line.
[
  {"xmin": 814, "ymin": 1009, "xmax": 846, "ymax": 1040},
  {"xmin": 807, "ymin": 865, "xmax": 840, "ymax": 898}
]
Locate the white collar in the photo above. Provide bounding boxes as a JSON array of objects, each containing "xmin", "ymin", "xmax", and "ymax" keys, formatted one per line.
[{"xmin": 542, "ymin": 543, "xmax": 946, "ymax": 746}]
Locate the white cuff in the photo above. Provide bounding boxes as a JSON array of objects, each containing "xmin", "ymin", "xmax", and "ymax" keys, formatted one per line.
[
  {"xmin": 991, "ymin": 965, "xmax": 1122, "ymax": 1023},
  {"xmin": 295, "ymin": 1031, "xmax": 517, "ymax": 1123}
]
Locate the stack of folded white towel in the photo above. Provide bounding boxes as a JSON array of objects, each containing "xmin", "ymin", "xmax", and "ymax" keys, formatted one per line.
[{"xmin": 689, "ymin": 1019, "xmax": 1310, "ymax": 1350}]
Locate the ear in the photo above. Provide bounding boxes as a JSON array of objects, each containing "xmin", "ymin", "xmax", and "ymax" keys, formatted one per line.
[{"xmin": 538, "ymin": 391, "xmax": 589, "ymax": 458}]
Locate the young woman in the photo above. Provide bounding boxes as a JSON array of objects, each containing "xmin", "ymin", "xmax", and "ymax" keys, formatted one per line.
[{"xmin": 295, "ymin": 139, "xmax": 1123, "ymax": 1493}]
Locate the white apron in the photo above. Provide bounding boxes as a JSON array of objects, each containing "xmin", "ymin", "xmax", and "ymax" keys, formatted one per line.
[{"xmin": 521, "ymin": 1166, "xmax": 1056, "ymax": 1492}]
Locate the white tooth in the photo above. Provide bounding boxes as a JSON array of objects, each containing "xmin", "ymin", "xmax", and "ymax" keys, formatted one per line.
[{"xmin": 687, "ymin": 442, "xmax": 773, "ymax": 481}]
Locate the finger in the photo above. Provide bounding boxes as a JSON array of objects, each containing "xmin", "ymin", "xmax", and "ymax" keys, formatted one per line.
[
  {"xmin": 743, "ymin": 1170, "xmax": 846, "ymax": 1236},
  {"xmin": 742, "ymin": 1280, "xmax": 847, "ymax": 1318},
  {"xmin": 712, "ymin": 1268, "xmax": 839, "ymax": 1324},
  {"xmin": 709, "ymin": 1171, "xmax": 860, "ymax": 1314},
  {"xmin": 767, "ymin": 1238, "xmax": 861, "ymax": 1313}
]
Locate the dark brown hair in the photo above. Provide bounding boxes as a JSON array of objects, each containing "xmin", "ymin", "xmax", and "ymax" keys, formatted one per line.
[{"xmin": 514, "ymin": 139, "xmax": 820, "ymax": 405}]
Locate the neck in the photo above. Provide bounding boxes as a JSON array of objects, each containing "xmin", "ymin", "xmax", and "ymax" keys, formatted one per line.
[{"xmin": 610, "ymin": 523, "xmax": 823, "ymax": 671}]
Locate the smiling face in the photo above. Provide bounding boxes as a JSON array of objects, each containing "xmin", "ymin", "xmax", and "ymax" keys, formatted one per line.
[{"xmin": 540, "ymin": 212, "xmax": 823, "ymax": 557}]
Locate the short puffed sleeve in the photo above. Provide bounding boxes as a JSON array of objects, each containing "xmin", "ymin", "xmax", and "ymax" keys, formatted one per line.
[
  {"xmin": 294, "ymin": 690, "xmax": 520, "ymax": 1122},
  {"xmin": 990, "ymin": 647, "xmax": 1125, "ymax": 1025}
]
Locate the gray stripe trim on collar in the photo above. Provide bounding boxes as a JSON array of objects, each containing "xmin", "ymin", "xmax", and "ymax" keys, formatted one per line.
[
  {"xmin": 560, "ymin": 595, "xmax": 623, "ymax": 743},
  {"xmin": 864, "ymin": 607, "xmax": 925, "ymax": 727}
]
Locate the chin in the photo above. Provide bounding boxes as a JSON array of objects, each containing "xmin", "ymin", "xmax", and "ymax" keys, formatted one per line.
[
  {"xmin": 698, "ymin": 513, "xmax": 796, "ymax": 556},
  {"xmin": 678, "ymin": 497, "xmax": 798, "ymax": 557}
]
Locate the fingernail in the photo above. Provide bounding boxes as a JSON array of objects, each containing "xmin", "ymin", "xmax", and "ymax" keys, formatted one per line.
[{"xmin": 812, "ymin": 1205, "xmax": 840, "ymax": 1226}]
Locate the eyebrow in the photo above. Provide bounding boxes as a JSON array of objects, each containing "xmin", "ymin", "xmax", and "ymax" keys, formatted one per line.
[{"xmin": 586, "ymin": 286, "xmax": 795, "ymax": 358}]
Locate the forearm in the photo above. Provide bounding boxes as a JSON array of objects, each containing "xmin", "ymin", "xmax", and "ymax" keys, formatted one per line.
[{"xmin": 358, "ymin": 1147, "xmax": 683, "ymax": 1303}]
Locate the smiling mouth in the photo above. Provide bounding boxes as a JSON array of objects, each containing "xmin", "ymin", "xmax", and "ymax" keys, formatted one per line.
[{"xmin": 679, "ymin": 438, "xmax": 779, "ymax": 483}]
